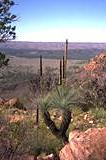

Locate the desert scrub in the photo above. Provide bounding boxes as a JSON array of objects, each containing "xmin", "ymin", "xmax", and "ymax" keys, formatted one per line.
[
  {"xmin": 79, "ymin": 76, "xmax": 106, "ymax": 110},
  {"xmin": 0, "ymin": 105, "xmax": 63, "ymax": 157},
  {"xmin": 89, "ymin": 107, "xmax": 106, "ymax": 127},
  {"xmin": 68, "ymin": 106, "xmax": 106, "ymax": 132}
]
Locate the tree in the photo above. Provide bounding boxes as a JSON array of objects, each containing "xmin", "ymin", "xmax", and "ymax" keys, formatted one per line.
[
  {"xmin": 0, "ymin": 0, "xmax": 16, "ymax": 67},
  {"xmin": 0, "ymin": 0, "xmax": 16, "ymax": 42},
  {"xmin": 0, "ymin": 52, "xmax": 9, "ymax": 67},
  {"xmin": 39, "ymin": 86, "xmax": 76, "ymax": 144}
]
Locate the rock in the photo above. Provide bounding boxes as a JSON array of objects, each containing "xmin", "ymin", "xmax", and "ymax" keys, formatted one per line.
[
  {"xmin": 59, "ymin": 144, "xmax": 75, "ymax": 160},
  {"xmin": 8, "ymin": 114, "xmax": 25, "ymax": 123},
  {"xmin": 18, "ymin": 154, "xmax": 35, "ymax": 160},
  {"xmin": 4, "ymin": 97, "xmax": 26, "ymax": 110},
  {"xmin": 84, "ymin": 52, "xmax": 106, "ymax": 72},
  {"xmin": 59, "ymin": 128, "xmax": 106, "ymax": 160},
  {"xmin": 4, "ymin": 97, "xmax": 18, "ymax": 106},
  {"xmin": 37, "ymin": 154, "xmax": 54, "ymax": 160}
]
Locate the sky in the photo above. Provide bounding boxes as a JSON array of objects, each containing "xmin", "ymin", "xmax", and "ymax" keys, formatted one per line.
[{"xmin": 13, "ymin": 0, "xmax": 106, "ymax": 42}]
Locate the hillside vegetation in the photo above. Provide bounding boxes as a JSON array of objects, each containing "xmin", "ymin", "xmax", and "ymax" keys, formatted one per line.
[{"xmin": 0, "ymin": 52, "xmax": 106, "ymax": 159}]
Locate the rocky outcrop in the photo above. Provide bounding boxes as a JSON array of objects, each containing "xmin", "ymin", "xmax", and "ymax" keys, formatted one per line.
[
  {"xmin": 59, "ymin": 128, "xmax": 106, "ymax": 160},
  {"xmin": 67, "ymin": 52, "xmax": 106, "ymax": 86},
  {"xmin": 84, "ymin": 52, "xmax": 106, "ymax": 72},
  {"xmin": 83, "ymin": 52, "xmax": 106, "ymax": 79},
  {"xmin": 37, "ymin": 154, "xmax": 54, "ymax": 160},
  {"xmin": 0, "ymin": 97, "xmax": 26, "ymax": 110},
  {"xmin": 15, "ymin": 154, "xmax": 54, "ymax": 160}
]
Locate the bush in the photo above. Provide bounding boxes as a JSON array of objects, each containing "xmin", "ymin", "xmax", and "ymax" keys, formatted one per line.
[
  {"xmin": 79, "ymin": 77, "xmax": 106, "ymax": 110},
  {"xmin": 0, "ymin": 52, "xmax": 9, "ymax": 68},
  {"xmin": 29, "ymin": 67, "xmax": 59, "ymax": 95}
]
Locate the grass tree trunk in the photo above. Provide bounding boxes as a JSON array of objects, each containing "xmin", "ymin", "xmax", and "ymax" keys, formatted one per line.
[
  {"xmin": 43, "ymin": 110, "xmax": 59, "ymax": 136},
  {"xmin": 43, "ymin": 109, "xmax": 72, "ymax": 144},
  {"xmin": 59, "ymin": 109, "xmax": 72, "ymax": 143}
]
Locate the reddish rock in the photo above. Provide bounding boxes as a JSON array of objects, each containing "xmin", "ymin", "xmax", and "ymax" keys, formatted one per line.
[
  {"xmin": 4, "ymin": 97, "xmax": 26, "ymax": 110},
  {"xmin": 84, "ymin": 52, "xmax": 106, "ymax": 72},
  {"xmin": 4, "ymin": 97, "xmax": 20, "ymax": 106},
  {"xmin": 59, "ymin": 128, "xmax": 106, "ymax": 160},
  {"xmin": 37, "ymin": 154, "xmax": 54, "ymax": 160},
  {"xmin": 59, "ymin": 144, "xmax": 75, "ymax": 160},
  {"xmin": 8, "ymin": 114, "xmax": 25, "ymax": 123}
]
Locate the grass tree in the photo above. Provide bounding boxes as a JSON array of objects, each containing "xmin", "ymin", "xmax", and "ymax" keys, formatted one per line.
[{"xmin": 38, "ymin": 85, "xmax": 76, "ymax": 144}]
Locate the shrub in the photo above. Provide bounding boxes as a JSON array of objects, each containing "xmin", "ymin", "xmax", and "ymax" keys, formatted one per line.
[{"xmin": 79, "ymin": 77, "xmax": 106, "ymax": 110}]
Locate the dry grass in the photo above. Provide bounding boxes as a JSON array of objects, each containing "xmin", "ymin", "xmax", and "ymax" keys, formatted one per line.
[{"xmin": 9, "ymin": 56, "xmax": 86, "ymax": 72}]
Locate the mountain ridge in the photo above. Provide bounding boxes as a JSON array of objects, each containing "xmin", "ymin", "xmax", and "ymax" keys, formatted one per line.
[{"xmin": 0, "ymin": 41, "xmax": 106, "ymax": 50}]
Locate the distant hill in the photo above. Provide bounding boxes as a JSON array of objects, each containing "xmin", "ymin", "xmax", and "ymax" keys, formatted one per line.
[
  {"xmin": 0, "ymin": 41, "xmax": 106, "ymax": 60},
  {"xmin": 0, "ymin": 41, "xmax": 106, "ymax": 50}
]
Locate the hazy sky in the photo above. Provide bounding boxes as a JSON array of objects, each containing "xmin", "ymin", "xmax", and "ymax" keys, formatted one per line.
[{"xmin": 13, "ymin": 0, "xmax": 106, "ymax": 42}]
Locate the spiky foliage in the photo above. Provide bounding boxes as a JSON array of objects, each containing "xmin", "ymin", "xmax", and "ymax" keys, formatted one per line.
[
  {"xmin": 38, "ymin": 93, "xmax": 52, "ymax": 112},
  {"xmin": 38, "ymin": 86, "xmax": 74, "ymax": 144},
  {"xmin": 51, "ymin": 85, "xmax": 76, "ymax": 109},
  {"xmin": 39, "ymin": 86, "xmax": 75, "ymax": 111}
]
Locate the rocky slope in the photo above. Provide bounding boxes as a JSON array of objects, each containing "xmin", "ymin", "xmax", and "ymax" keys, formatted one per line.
[
  {"xmin": 83, "ymin": 51, "xmax": 106, "ymax": 75},
  {"xmin": 71, "ymin": 51, "xmax": 106, "ymax": 82},
  {"xmin": 59, "ymin": 128, "xmax": 106, "ymax": 160}
]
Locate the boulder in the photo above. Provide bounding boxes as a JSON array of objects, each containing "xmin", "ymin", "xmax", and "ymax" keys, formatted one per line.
[
  {"xmin": 4, "ymin": 97, "xmax": 18, "ymax": 106},
  {"xmin": 4, "ymin": 97, "xmax": 26, "ymax": 110},
  {"xmin": 37, "ymin": 154, "xmax": 54, "ymax": 160},
  {"xmin": 59, "ymin": 128, "xmax": 106, "ymax": 160}
]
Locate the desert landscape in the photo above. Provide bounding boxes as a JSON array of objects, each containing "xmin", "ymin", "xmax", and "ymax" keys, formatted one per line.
[
  {"xmin": 0, "ymin": 0, "xmax": 106, "ymax": 159},
  {"xmin": 0, "ymin": 41, "xmax": 106, "ymax": 159}
]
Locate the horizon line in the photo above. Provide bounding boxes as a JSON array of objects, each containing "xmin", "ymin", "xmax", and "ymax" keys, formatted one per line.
[{"xmin": 10, "ymin": 40, "xmax": 106, "ymax": 43}]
